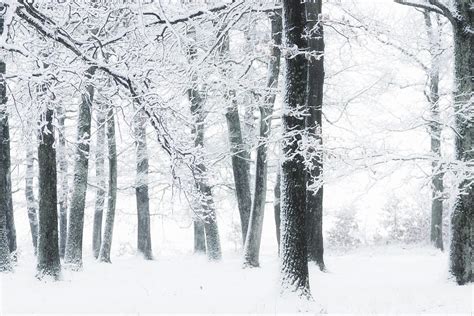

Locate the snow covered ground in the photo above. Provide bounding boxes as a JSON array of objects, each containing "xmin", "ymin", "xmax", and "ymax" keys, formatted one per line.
[{"xmin": 1, "ymin": 244, "xmax": 471, "ymax": 314}]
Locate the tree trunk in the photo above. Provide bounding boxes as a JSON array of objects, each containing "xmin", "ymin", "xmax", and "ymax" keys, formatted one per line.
[
  {"xmin": 135, "ymin": 109, "xmax": 152, "ymax": 260},
  {"xmin": 64, "ymin": 67, "xmax": 96, "ymax": 269},
  {"xmin": 92, "ymin": 103, "xmax": 106, "ymax": 259},
  {"xmin": 0, "ymin": 59, "xmax": 16, "ymax": 255},
  {"xmin": 449, "ymin": 0, "xmax": 473, "ymax": 285},
  {"xmin": 0, "ymin": 109, "xmax": 11, "ymax": 272},
  {"xmin": 98, "ymin": 106, "xmax": 117, "ymax": 263},
  {"xmin": 305, "ymin": 0, "xmax": 325, "ymax": 271},
  {"xmin": 36, "ymin": 108, "xmax": 61, "ymax": 280},
  {"xmin": 218, "ymin": 30, "xmax": 252, "ymax": 244},
  {"xmin": 25, "ymin": 146, "xmax": 39, "ymax": 254},
  {"xmin": 423, "ymin": 11, "xmax": 444, "ymax": 251},
  {"xmin": 274, "ymin": 171, "xmax": 281, "ymax": 253},
  {"xmin": 56, "ymin": 105, "xmax": 68, "ymax": 258},
  {"xmin": 225, "ymin": 97, "xmax": 252, "ymax": 244},
  {"xmin": 187, "ymin": 28, "xmax": 221, "ymax": 258},
  {"xmin": 280, "ymin": 0, "xmax": 311, "ymax": 298},
  {"xmin": 243, "ymin": 12, "xmax": 282, "ymax": 267}
]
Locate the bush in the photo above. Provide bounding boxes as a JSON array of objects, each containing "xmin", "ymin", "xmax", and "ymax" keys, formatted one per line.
[{"xmin": 327, "ymin": 207, "xmax": 362, "ymax": 250}]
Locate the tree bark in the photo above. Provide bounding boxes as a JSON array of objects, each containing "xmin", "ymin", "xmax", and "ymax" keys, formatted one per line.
[
  {"xmin": 243, "ymin": 12, "xmax": 282, "ymax": 267},
  {"xmin": 135, "ymin": 109, "xmax": 152, "ymax": 260},
  {"xmin": 423, "ymin": 11, "xmax": 444, "ymax": 251},
  {"xmin": 0, "ymin": 58, "xmax": 16, "ymax": 255},
  {"xmin": 56, "ymin": 105, "xmax": 68, "ymax": 258},
  {"xmin": 187, "ymin": 28, "xmax": 221, "ymax": 258},
  {"xmin": 98, "ymin": 106, "xmax": 117, "ymax": 263},
  {"xmin": 36, "ymin": 108, "xmax": 61, "ymax": 280},
  {"xmin": 218, "ymin": 30, "xmax": 252, "ymax": 244},
  {"xmin": 92, "ymin": 103, "xmax": 106, "ymax": 259},
  {"xmin": 305, "ymin": 0, "xmax": 325, "ymax": 271},
  {"xmin": 274, "ymin": 171, "xmax": 281, "ymax": 253},
  {"xmin": 280, "ymin": 0, "xmax": 311, "ymax": 298},
  {"xmin": 25, "ymin": 146, "xmax": 39, "ymax": 254},
  {"xmin": 449, "ymin": 0, "xmax": 473, "ymax": 285},
  {"xmin": 64, "ymin": 67, "xmax": 96, "ymax": 269}
]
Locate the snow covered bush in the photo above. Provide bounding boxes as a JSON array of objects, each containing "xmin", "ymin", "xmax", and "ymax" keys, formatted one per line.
[
  {"xmin": 380, "ymin": 196, "xmax": 430, "ymax": 244},
  {"xmin": 327, "ymin": 207, "xmax": 362, "ymax": 250}
]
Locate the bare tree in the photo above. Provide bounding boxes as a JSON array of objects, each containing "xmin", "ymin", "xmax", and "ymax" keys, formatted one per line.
[
  {"xmin": 64, "ymin": 67, "xmax": 96, "ymax": 269},
  {"xmin": 305, "ymin": 0, "xmax": 325, "ymax": 270},
  {"xmin": 98, "ymin": 106, "xmax": 117, "ymax": 263},
  {"xmin": 134, "ymin": 109, "xmax": 152, "ymax": 260},
  {"xmin": 92, "ymin": 103, "xmax": 106, "ymax": 259},
  {"xmin": 25, "ymin": 146, "xmax": 38, "ymax": 254},
  {"xmin": 244, "ymin": 11, "xmax": 282, "ymax": 267},
  {"xmin": 280, "ymin": 0, "xmax": 311, "ymax": 298},
  {"xmin": 36, "ymin": 108, "xmax": 61, "ymax": 280}
]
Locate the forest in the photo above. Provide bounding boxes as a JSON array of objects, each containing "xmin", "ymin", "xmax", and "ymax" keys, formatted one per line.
[{"xmin": 0, "ymin": 0, "xmax": 472, "ymax": 314}]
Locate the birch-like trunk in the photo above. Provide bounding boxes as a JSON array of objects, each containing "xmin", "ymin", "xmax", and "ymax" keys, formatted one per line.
[
  {"xmin": 134, "ymin": 109, "xmax": 152, "ymax": 260},
  {"xmin": 36, "ymin": 108, "xmax": 61, "ymax": 280},
  {"xmin": 274, "ymin": 171, "xmax": 281, "ymax": 253},
  {"xmin": 98, "ymin": 106, "xmax": 117, "ymax": 263},
  {"xmin": 305, "ymin": 1, "xmax": 325, "ymax": 270},
  {"xmin": 280, "ymin": 0, "xmax": 311, "ymax": 298},
  {"xmin": 64, "ymin": 67, "xmax": 96, "ymax": 269},
  {"xmin": 449, "ymin": 0, "xmax": 473, "ymax": 285},
  {"xmin": 56, "ymin": 105, "xmax": 68, "ymax": 258},
  {"xmin": 25, "ymin": 146, "xmax": 38, "ymax": 254},
  {"xmin": 92, "ymin": 103, "xmax": 106, "ymax": 259},
  {"xmin": 243, "ymin": 12, "xmax": 282, "ymax": 267}
]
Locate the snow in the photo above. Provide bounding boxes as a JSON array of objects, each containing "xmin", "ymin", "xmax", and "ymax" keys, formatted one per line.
[{"xmin": 1, "ymin": 245, "xmax": 472, "ymax": 314}]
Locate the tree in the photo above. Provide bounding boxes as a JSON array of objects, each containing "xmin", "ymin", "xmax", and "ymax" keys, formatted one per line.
[
  {"xmin": 64, "ymin": 67, "xmax": 97, "ymax": 269},
  {"xmin": 0, "ymin": 12, "xmax": 15, "ymax": 256},
  {"xmin": 187, "ymin": 26, "xmax": 222, "ymax": 259},
  {"xmin": 92, "ymin": 103, "xmax": 106, "ymax": 259},
  {"xmin": 36, "ymin": 108, "xmax": 61, "ymax": 280},
  {"xmin": 244, "ymin": 11, "xmax": 282, "ymax": 267},
  {"xmin": 395, "ymin": 0, "xmax": 473, "ymax": 286},
  {"xmin": 218, "ymin": 30, "xmax": 252, "ymax": 245},
  {"xmin": 134, "ymin": 109, "xmax": 152, "ymax": 260},
  {"xmin": 305, "ymin": 0, "xmax": 325, "ymax": 270},
  {"xmin": 56, "ymin": 105, "xmax": 68, "ymax": 258},
  {"xmin": 280, "ymin": 0, "xmax": 311, "ymax": 298},
  {"xmin": 423, "ymin": 11, "xmax": 444, "ymax": 251},
  {"xmin": 98, "ymin": 106, "xmax": 117, "ymax": 263},
  {"xmin": 25, "ymin": 146, "xmax": 38, "ymax": 254}
]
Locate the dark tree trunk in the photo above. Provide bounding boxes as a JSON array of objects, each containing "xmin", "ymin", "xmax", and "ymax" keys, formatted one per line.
[
  {"xmin": 92, "ymin": 104, "xmax": 106, "ymax": 259},
  {"xmin": 0, "ymin": 16, "xmax": 10, "ymax": 272},
  {"xmin": 64, "ymin": 67, "xmax": 96, "ymax": 269},
  {"xmin": 280, "ymin": 0, "xmax": 311, "ymax": 298},
  {"xmin": 423, "ymin": 11, "xmax": 444, "ymax": 251},
  {"xmin": 25, "ymin": 146, "xmax": 39, "ymax": 254},
  {"xmin": 305, "ymin": 0, "xmax": 325, "ymax": 271},
  {"xmin": 274, "ymin": 171, "xmax": 281, "ymax": 253},
  {"xmin": 135, "ymin": 109, "xmax": 152, "ymax": 260},
  {"xmin": 244, "ymin": 12, "xmax": 282, "ymax": 267},
  {"xmin": 36, "ymin": 108, "xmax": 61, "ymax": 280},
  {"xmin": 194, "ymin": 221, "xmax": 206, "ymax": 254},
  {"xmin": 0, "ymin": 115, "xmax": 11, "ymax": 272},
  {"xmin": 56, "ymin": 105, "xmax": 68, "ymax": 258},
  {"xmin": 218, "ymin": 30, "xmax": 252, "ymax": 244},
  {"xmin": 449, "ymin": 0, "xmax": 473, "ymax": 285},
  {"xmin": 225, "ymin": 98, "xmax": 252, "ymax": 244},
  {"xmin": 0, "ymin": 59, "xmax": 16, "ymax": 255},
  {"xmin": 98, "ymin": 106, "xmax": 117, "ymax": 263}
]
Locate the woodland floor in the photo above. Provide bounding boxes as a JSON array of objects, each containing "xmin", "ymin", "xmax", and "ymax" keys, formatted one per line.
[{"xmin": 0, "ymin": 244, "xmax": 472, "ymax": 314}]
